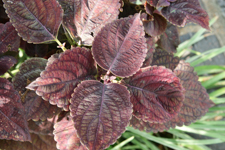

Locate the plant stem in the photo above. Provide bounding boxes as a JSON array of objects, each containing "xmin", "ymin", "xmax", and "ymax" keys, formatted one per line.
[
  {"xmin": 55, "ymin": 38, "xmax": 67, "ymax": 51},
  {"xmin": 7, "ymin": 70, "xmax": 14, "ymax": 78}
]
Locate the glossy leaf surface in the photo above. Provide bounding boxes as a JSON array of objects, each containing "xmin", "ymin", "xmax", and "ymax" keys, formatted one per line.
[
  {"xmin": 0, "ymin": 56, "xmax": 17, "ymax": 75},
  {"xmin": 70, "ymin": 80, "xmax": 132, "ymax": 150},
  {"xmin": 54, "ymin": 116, "xmax": 87, "ymax": 150},
  {"xmin": 58, "ymin": 0, "xmax": 121, "ymax": 45},
  {"xmin": 92, "ymin": 14, "xmax": 147, "ymax": 77},
  {"xmin": 157, "ymin": 23, "xmax": 179, "ymax": 53},
  {"xmin": 0, "ymin": 22, "xmax": 20, "ymax": 53},
  {"xmin": 0, "ymin": 78, "xmax": 31, "ymax": 141},
  {"xmin": 27, "ymin": 47, "xmax": 97, "ymax": 111},
  {"xmin": 161, "ymin": 0, "xmax": 210, "ymax": 29},
  {"xmin": 151, "ymin": 48, "xmax": 179, "ymax": 71},
  {"xmin": 13, "ymin": 58, "xmax": 47, "ymax": 93},
  {"xmin": 0, "ymin": 133, "xmax": 57, "ymax": 150},
  {"xmin": 122, "ymin": 66, "xmax": 184, "ymax": 123},
  {"xmin": 3, "ymin": 0, "xmax": 63, "ymax": 43}
]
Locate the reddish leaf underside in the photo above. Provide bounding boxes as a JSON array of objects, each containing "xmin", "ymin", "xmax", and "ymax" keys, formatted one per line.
[
  {"xmin": 0, "ymin": 78, "xmax": 31, "ymax": 141},
  {"xmin": 3, "ymin": 0, "xmax": 63, "ymax": 43},
  {"xmin": 58, "ymin": 0, "xmax": 121, "ymax": 45},
  {"xmin": 26, "ymin": 47, "xmax": 97, "ymax": 111},
  {"xmin": 122, "ymin": 66, "xmax": 184, "ymax": 123},
  {"xmin": 151, "ymin": 47, "xmax": 179, "ymax": 70},
  {"xmin": 70, "ymin": 80, "xmax": 132, "ymax": 150},
  {"xmin": 0, "ymin": 22, "xmax": 20, "ymax": 54},
  {"xmin": 54, "ymin": 116, "xmax": 87, "ymax": 150},
  {"xmin": 161, "ymin": 0, "xmax": 210, "ymax": 30},
  {"xmin": 92, "ymin": 13, "xmax": 147, "ymax": 77},
  {"xmin": 0, "ymin": 56, "xmax": 17, "ymax": 75}
]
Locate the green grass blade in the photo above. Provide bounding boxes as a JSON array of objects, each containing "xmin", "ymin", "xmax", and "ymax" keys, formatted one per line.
[
  {"xmin": 194, "ymin": 65, "xmax": 225, "ymax": 75},
  {"xmin": 111, "ymin": 136, "xmax": 134, "ymax": 150},
  {"xmin": 209, "ymin": 87, "xmax": 225, "ymax": 97},
  {"xmin": 201, "ymin": 71, "xmax": 225, "ymax": 89}
]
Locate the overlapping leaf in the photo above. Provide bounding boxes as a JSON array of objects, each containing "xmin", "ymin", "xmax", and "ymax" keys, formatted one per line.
[
  {"xmin": 0, "ymin": 56, "xmax": 17, "ymax": 75},
  {"xmin": 58, "ymin": 0, "xmax": 121, "ymax": 45},
  {"xmin": 92, "ymin": 14, "xmax": 147, "ymax": 77},
  {"xmin": 0, "ymin": 22, "xmax": 20, "ymax": 54},
  {"xmin": 161, "ymin": 0, "xmax": 210, "ymax": 30},
  {"xmin": 0, "ymin": 133, "xmax": 57, "ymax": 150},
  {"xmin": 151, "ymin": 47, "xmax": 179, "ymax": 70},
  {"xmin": 27, "ymin": 47, "xmax": 97, "ymax": 111},
  {"xmin": 0, "ymin": 78, "xmax": 31, "ymax": 141},
  {"xmin": 70, "ymin": 80, "xmax": 132, "ymax": 150},
  {"xmin": 3, "ymin": 0, "xmax": 63, "ymax": 43},
  {"xmin": 122, "ymin": 66, "xmax": 184, "ymax": 123},
  {"xmin": 54, "ymin": 116, "xmax": 87, "ymax": 150},
  {"xmin": 157, "ymin": 23, "xmax": 179, "ymax": 53},
  {"xmin": 142, "ymin": 36, "xmax": 155, "ymax": 67},
  {"xmin": 147, "ymin": 0, "xmax": 177, "ymax": 8}
]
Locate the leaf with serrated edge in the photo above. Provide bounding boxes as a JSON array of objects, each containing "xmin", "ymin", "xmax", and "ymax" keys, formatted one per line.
[
  {"xmin": 0, "ymin": 22, "xmax": 20, "ymax": 54},
  {"xmin": 3, "ymin": 0, "xmax": 63, "ymax": 43},
  {"xmin": 161, "ymin": 0, "xmax": 209, "ymax": 30},
  {"xmin": 54, "ymin": 116, "xmax": 87, "ymax": 150},
  {"xmin": 151, "ymin": 47, "xmax": 179, "ymax": 70},
  {"xmin": 26, "ymin": 47, "xmax": 97, "ymax": 111},
  {"xmin": 92, "ymin": 13, "xmax": 147, "ymax": 77},
  {"xmin": 0, "ymin": 56, "xmax": 17, "ymax": 75},
  {"xmin": 58, "ymin": 0, "xmax": 121, "ymax": 45},
  {"xmin": 0, "ymin": 78, "xmax": 31, "ymax": 141},
  {"xmin": 70, "ymin": 80, "xmax": 132, "ymax": 150},
  {"xmin": 122, "ymin": 66, "xmax": 184, "ymax": 123}
]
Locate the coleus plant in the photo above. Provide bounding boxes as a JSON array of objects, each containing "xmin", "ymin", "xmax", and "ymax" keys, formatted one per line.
[{"xmin": 0, "ymin": 0, "xmax": 215, "ymax": 149}]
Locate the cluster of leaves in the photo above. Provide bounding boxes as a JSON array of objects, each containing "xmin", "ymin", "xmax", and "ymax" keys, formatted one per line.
[{"xmin": 0, "ymin": 0, "xmax": 215, "ymax": 149}]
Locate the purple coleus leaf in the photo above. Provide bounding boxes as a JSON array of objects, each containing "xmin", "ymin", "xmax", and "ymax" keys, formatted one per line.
[
  {"xmin": 147, "ymin": 0, "xmax": 177, "ymax": 8},
  {"xmin": 53, "ymin": 116, "xmax": 87, "ymax": 150},
  {"xmin": 142, "ymin": 36, "xmax": 155, "ymax": 67},
  {"xmin": 122, "ymin": 66, "xmax": 185, "ymax": 123},
  {"xmin": 151, "ymin": 47, "xmax": 179, "ymax": 70},
  {"xmin": 70, "ymin": 80, "xmax": 132, "ymax": 150},
  {"xmin": 0, "ymin": 56, "xmax": 17, "ymax": 75},
  {"xmin": 160, "ymin": 0, "xmax": 210, "ymax": 30},
  {"xmin": 27, "ymin": 47, "xmax": 97, "ymax": 111},
  {"xmin": 130, "ymin": 61, "xmax": 214, "ymax": 132},
  {"xmin": 0, "ymin": 78, "xmax": 31, "ymax": 141},
  {"xmin": 58, "ymin": 0, "xmax": 121, "ymax": 45},
  {"xmin": 92, "ymin": 13, "xmax": 147, "ymax": 77},
  {"xmin": 157, "ymin": 23, "xmax": 179, "ymax": 53},
  {"xmin": 3, "ymin": 0, "xmax": 63, "ymax": 43},
  {"xmin": 0, "ymin": 22, "xmax": 20, "ymax": 54}
]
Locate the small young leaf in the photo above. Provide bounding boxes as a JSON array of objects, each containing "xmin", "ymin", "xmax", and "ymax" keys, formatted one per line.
[
  {"xmin": 0, "ymin": 78, "xmax": 31, "ymax": 141},
  {"xmin": 151, "ymin": 47, "xmax": 179, "ymax": 70},
  {"xmin": 161, "ymin": 0, "xmax": 210, "ymax": 30},
  {"xmin": 54, "ymin": 116, "xmax": 87, "ymax": 150},
  {"xmin": 27, "ymin": 47, "xmax": 97, "ymax": 111},
  {"xmin": 0, "ymin": 22, "xmax": 20, "ymax": 54},
  {"xmin": 92, "ymin": 13, "xmax": 147, "ymax": 77},
  {"xmin": 58, "ymin": 0, "xmax": 121, "ymax": 45},
  {"xmin": 157, "ymin": 23, "xmax": 179, "ymax": 53},
  {"xmin": 3, "ymin": 0, "xmax": 63, "ymax": 43},
  {"xmin": 122, "ymin": 66, "xmax": 185, "ymax": 123},
  {"xmin": 0, "ymin": 56, "xmax": 17, "ymax": 75},
  {"xmin": 70, "ymin": 80, "xmax": 132, "ymax": 150}
]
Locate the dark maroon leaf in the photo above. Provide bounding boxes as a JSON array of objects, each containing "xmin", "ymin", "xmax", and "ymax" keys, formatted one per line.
[
  {"xmin": 23, "ymin": 91, "xmax": 61, "ymax": 121},
  {"xmin": 0, "ymin": 78, "xmax": 31, "ymax": 141},
  {"xmin": 0, "ymin": 56, "xmax": 17, "ymax": 75},
  {"xmin": 26, "ymin": 47, "xmax": 97, "ymax": 111},
  {"xmin": 161, "ymin": 0, "xmax": 210, "ymax": 30},
  {"xmin": 157, "ymin": 23, "xmax": 179, "ymax": 53},
  {"xmin": 92, "ymin": 14, "xmax": 147, "ymax": 77},
  {"xmin": 142, "ymin": 12, "xmax": 167, "ymax": 37},
  {"xmin": 147, "ymin": 0, "xmax": 177, "ymax": 7},
  {"xmin": 3, "ymin": 0, "xmax": 63, "ymax": 43},
  {"xmin": 122, "ymin": 66, "xmax": 185, "ymax": 123},
  {"xmin": 13, "ymin": 58, "xmax": 47, "ymax": 93},
  {"xmin": 54, "ymin": 116, "xmax": 87, "ymax": 150},
  {"xmin": 58, "ymin": 0, "xmax": 121, "ymax": 46},
  {"xmin": 70, "ymin": 80, "xmax": 132, "ymax": 150},
  {"xmin": 0, "ymin": 22, "xmax": 20, "ymax": 54},
  {"xmin": 142, "ymin": 36, "xmax": 155, "ymax": 67},
  {"xmin": 144, "ymin": 2, "xmax": 154, "ymax": 16},
  {"xmin": 151, "ymin": 47, "xmax": 179, "ymax": 70},
  {"xmin": 0, "ymin": 133, "xmax": 57, "ymax": 150}
]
